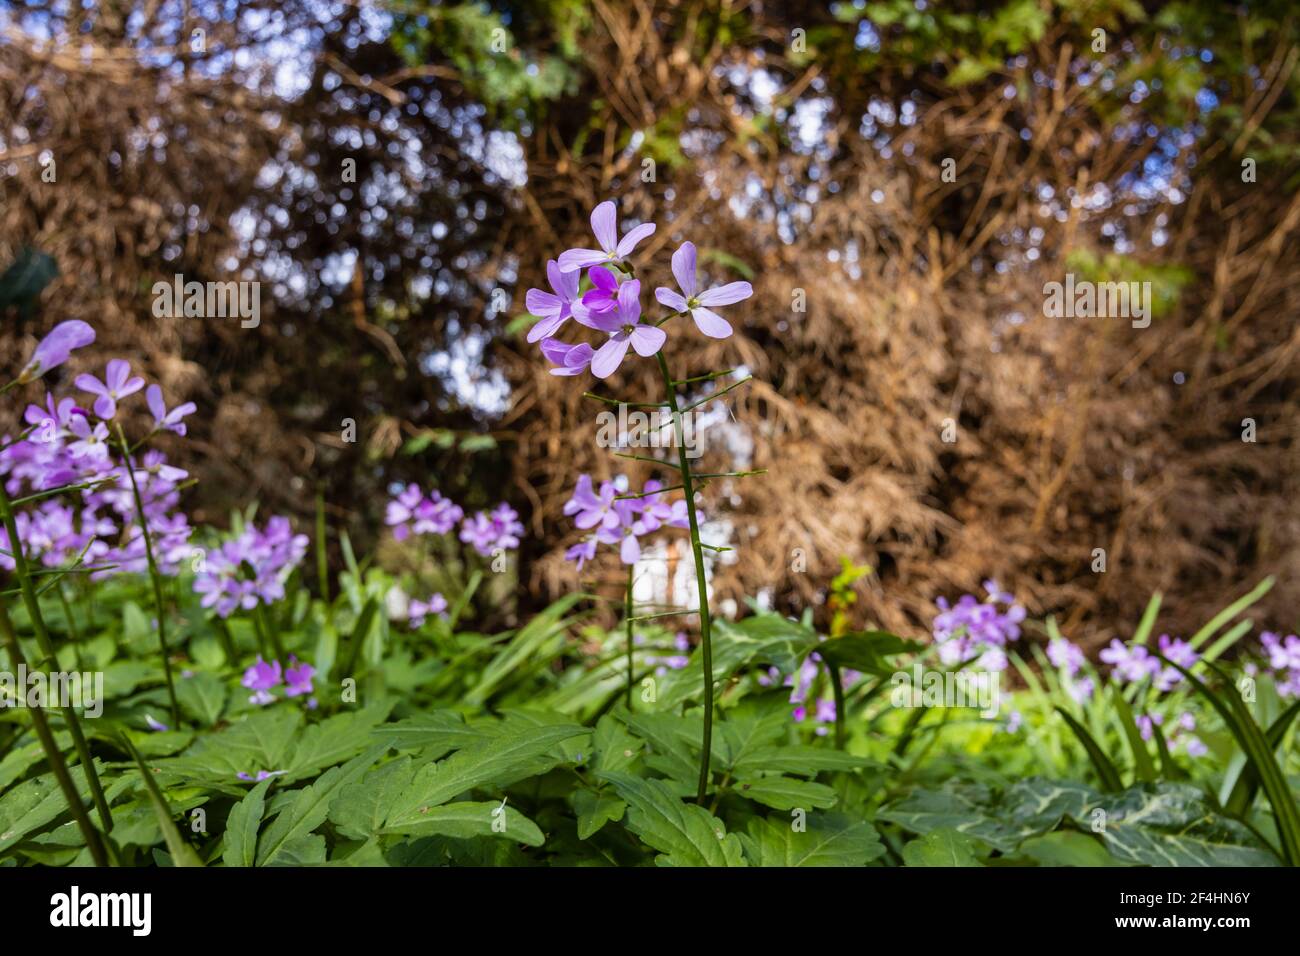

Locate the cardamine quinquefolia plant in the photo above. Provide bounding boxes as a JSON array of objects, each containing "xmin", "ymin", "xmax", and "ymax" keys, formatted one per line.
[
  {"xmin": 531, "ymin": 200, "xmax": 761, "ymax": 804},
  {"xmin": 1, "ymin": 321, "xmax": 197, "ymax": 865}
]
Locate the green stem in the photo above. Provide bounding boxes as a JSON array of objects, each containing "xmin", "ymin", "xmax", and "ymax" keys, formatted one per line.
[
  {"xmin": 57, "ymin": 582, "xmax": 85, "ymax": 670},
  {"xmin": 0, "ymin": 481, "xmax": 115, "ymax": 835},
  {"xmin": 625, "ymin": 564, "xmax": 635, "ymax": 710},
  {"xmin": 256, "ymin": 602, "xmax": 287, "ymax": 661},
  {"xmin": 113, "ymin": 426, "xmax": 180, "ymax": 726},
  {"xmin": 656, "ymin": 352, "xmax": 716, "ymax": 806},
  {"xmin": 828, "ymin": 661, "xmax": 846, "ymax": 750},
  {"xmin": 315, "ymin": 485, "xmax": 330, "ymax": 604},
  {"xmin": 0, "ymin": 602, "xmax": 111, "ymax": 866}
]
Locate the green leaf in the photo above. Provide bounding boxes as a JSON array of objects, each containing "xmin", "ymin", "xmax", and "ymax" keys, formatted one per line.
[
  {"xmin": 384, "ymin": 723, "xmax": 587, "ymax": 827},
  {"xmin": 467, "ymin": 595, "xmax": 583, "ymax": 705},
  {"xmin": 902, "ymin": 828, "xmax": 983, "ymax": 866},
  {"xmin": 817, "ymin": 630, "xmax": 923, "ymax": 675},
  {"xmin": 732, "ymin": 745, "xmax": 876, "ymax": 777},
  {"xmin": 573, "ymin": 789, "xmax": 626, "ymax": 840},
  {"xmin": 600, "ymin": 773, "xmax": 746, "ymax": 867},
  {"xmin": 731, "ymin": 776, "xmax": 839, "ymax": 811},
  {"xmin": 382, "ymin": 801, "xmax": 545, "ymax": 846},
  {"xmin": 121, "ymin": 735, "xmax": 203, "ymax": 867},
  {"xmin": 1224, "ymin": 699, "xmax": 1300, "ymax": 817},
  {"xmin": 1110, "ymin": 688, "xmax": 1156, "ymax": 784},
  {"xmin": 328, "ymin": 757, "xmax": 416, "ymax": 840},
  {"xmin": 256, "ymin": 746, "xmax": 384, "ymax": 866},
  {"xmin": 1055, "ymin": 706, "xmax": 1124, "ymax": 791},
  {"xmin": 1018, "ymin": 831, "xmax": 1120, "ymax": 867},
  {"xmin": 1161, "ymin": 655, "xmax": 1300, "ymax": 864},
  {"xmin": 592, "ymin": 715, "xmax": 641, "ymax": 774},
  {"xmin": 740, "ymin": 813, "xmax": 884, "ymax": 866},
  {"xmin": 175, "ymin": 671, "xmax": 227, "ymax": 727},
  {"xmin": 223, "ymin": 778, "xmax": 273, "ymax": 867}
]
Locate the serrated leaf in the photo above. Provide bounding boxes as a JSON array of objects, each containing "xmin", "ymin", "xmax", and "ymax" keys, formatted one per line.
[
  {"xmin": 902, "ymin": 828, "xmax": 983, "ymax": 866},
  {"xmin": 255, "ymin": 746, "xmax": 384, "ymax": 866},
  {"xmin": 741, "ymin": 813, "xmax": 884, "ymax": 866},
  {"xmin": 600, "ymin": 773, "xmax": 746, "ymax": 867},
  {"xmin": 223, "ymin": 778, "xmax": 272, "ymax": 867},
  {"xmin": 175, "ymin": 671, "xmax": 227, "ymax": 726},
  {"xmin": 732, "ymin": 775, "xmax": 838, "ymax": 811},
  {"xmin": 325, "ymin": 756, "xmax": 416, "ymax": 840},
  {"xmin": 573, "ymin": 789, "xmax": 626, "ymax": 840},
  {"xmin": 384, "ymin": 723, "xmax": 587, "ymax": 828},
  {"xmin": 383, "ymin": 801, "xmax": 545, "ymax": 846}
]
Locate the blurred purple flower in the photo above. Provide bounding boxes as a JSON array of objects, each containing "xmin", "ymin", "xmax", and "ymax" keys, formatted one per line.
[
  {"xmin": 18, "ymin": 320, "xmax": 95, "ymax": 384},
  {"xmin": 75, "ymin": 359, "xmax": 145, "ymax": 420}
]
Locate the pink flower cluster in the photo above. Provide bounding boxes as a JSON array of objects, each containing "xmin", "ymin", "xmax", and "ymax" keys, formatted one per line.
[
  {"xmin": 192, "ymin": 517, "xmax": 309, "ymax": 618},
  {"xmin": 240, "ymin": 654, "xmax": 315, "ymax": 707},
  {"xmin": 384, "ymin": 484, "xmax": 523, "ymax": 558},
  {"xmin": 931, "ymin": 580, "xmax": 1027, "ymax": 671},
  {"xmin": 528, "ymin": 200, "xmax": 752, "ymax": 379},
  {"xmin": 2, "ymin": 324, "xmax": 195, "ymax": 579},
  {"xmin": 563, "ymin": 474, "xmax": 689, "ymax": 569}
]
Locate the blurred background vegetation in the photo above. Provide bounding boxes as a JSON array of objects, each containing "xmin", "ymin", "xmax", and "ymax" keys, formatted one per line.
[{"xmin": 2, "ymin": 0, "xmax": 1297, "ymax": 647}]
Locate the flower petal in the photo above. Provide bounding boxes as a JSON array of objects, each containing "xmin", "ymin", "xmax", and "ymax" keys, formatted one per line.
[
  {"xmin": 558, "ymin": 248, "xmax": 611, "ymax": 273},
  {"xmin": 616, "ymin": 278, "xmax": 641, "ymax": 324},
  {"xmin": 671, "ymin": 241, "xmax": 698, "ymax": 298},
  {"xmin": 528, "ymin": 312, "xmax": 566, "ymax": 343},
  {"xmin": 590, "ymin": 201, "xmax": 618, "ymax": 253},
  {"xmin": 629, "ymin": 324, "xmax": 667, "ymax": 357},
  {"xmin": 620, "ymin": 533, "xmax": 641, "ymax": 565},
  {"xmin": 655, "ymin": 287, "xmax": 689, "ymax": 312},
  {"xmin": 615, "ymin": 222, "xmax": 656, "ymax": 258},
  {"xmin": 689, "ymin": 307, "xmax": 733, "ymax": 339},
  {"xmin": 590, "ymin": 335, "xmax": 631, "ymax": 379},
  {"xmin": 696, "ymin": 281, "xmax": 753, "ymax": 307},
  {"xmin": 146, "ymin": 384, "xmax": 166, "ymax": 421}
]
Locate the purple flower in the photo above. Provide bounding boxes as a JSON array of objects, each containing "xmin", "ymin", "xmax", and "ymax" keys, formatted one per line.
[
  {"xmin": 1261, "ymin": 631, "xmax": 1300, "ymax": 671},
  {"xmin": 386, "ymin": 484, "xmax": 424, "ymax": 541},
  {"xmin": 525, "ymin": 259, "xmax": 583, "ymax": 343},
  {"xmin": 654, "ymin": 241, "xmax": 752, "ymax": 339},
  {"xmin": 579, "ymin": 265, "xmax": 621, "ymax": 317},
  {"xmin": 193, "ymin": 517, "xmax": 308, "ymax": 618},
  {"xmin": 284, "ymin": 657, "xmax": 315, "ymax": 698},
  {"xmin": 1153, "ymin": 633, "xmax": 1199, "ymax": 691},
  {"xmin": 564, "ymin": 474, "xmax": 622, "ymax": 532},
  {"xmin": 145, "ymin": 384, "xmax": 196, "ymax": 436},
  {"xmin": 144, "ymin": 714, "xmax": 169, "ymax": 732},
  {"xmin": 237, "ymin": 770, "xmax": 287, "ymax": 782},
  {"xmin": 241, "ymin": 655, "xmax": 282, "ymax": 705},
  {"xmin": 75, "ymin": 359, "xmax": 145, "ymax": 420},
  {"xmin": 457, "ymin": 503, "xmax": 524, "ymax": 557},
  {"xmin": 408, "ymin": 593, "xmax": 448, "ymax": 628},
  {"xmin": 564, "ymin": 538, "xmax": 598, "ymax": 571},
  {"xmin": 814, "ymin": 698, "xmax": 837, "ymax": 723},
  {"xmin": 1047, "ymin": 636, "xmax": 1085, "ymax": 675},
  {"xmin": 412, "ymin": 490, "xmax": 463, "ymax": 536},
  {"xmin": 18, "ymin": 320, "xmax": 95, "ymax": 384},
  {"xmin": 1099, "ymin": 639, "xmax": 1161, "ymax": 684},
  {"xmin": 539, "ymin": 337, "xmax": 595, "ymax": 377},
  {"xmin": 586, "ymin": 280, "xmax": 667, "ymax": 379},
  {"xmin": 557, "ymin": 201, "xmax": 656, "ymax": 274}
]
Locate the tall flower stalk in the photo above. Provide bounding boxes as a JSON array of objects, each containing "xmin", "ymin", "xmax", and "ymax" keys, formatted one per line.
[
  {"xmin": 115, "ymin": 425, "xmax": 181, "ymax": 726},
  {"xmin": 0, "ymin": 602, "xmax": 111, "ymax": 866},
  {"xmin": 533, "ymin": 200, "xmax": 757, "ymax": 805},
  {"xmin": 0, "ymin": 477, "xmax": 115, "ymax": 835}
]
